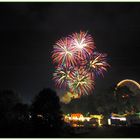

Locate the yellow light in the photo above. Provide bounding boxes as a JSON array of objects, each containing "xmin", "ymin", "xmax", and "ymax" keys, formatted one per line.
[
  {"xmin": 111, "ymin": 113, "xmax": 127, "ymax": 117},
  {"xmin": 90, "ymin": 114, "xmax": 104, "ymax": 120},
  {"xmin": 90, "ymin": 114, "xmax": 103, "ymax": 126},
  {"xmin": 108, "ymin": 119, "xmax": 111, "ymax": 125},
  {"xmin": 98, "ymin": 119, "xmax": 102, "ymax": 126},
  {"xmin": 117, "ymin": 79, "xmax": 140, "ymax": 89}
]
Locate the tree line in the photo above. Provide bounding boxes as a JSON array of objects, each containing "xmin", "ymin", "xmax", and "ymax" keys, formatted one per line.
[
  {"xmin": 0, "ymin": 88, "xmax": 67, "ymax": 137},
  {"xmin": 0, "ymin": 85, "xmax": 139, "ymax": 137}
]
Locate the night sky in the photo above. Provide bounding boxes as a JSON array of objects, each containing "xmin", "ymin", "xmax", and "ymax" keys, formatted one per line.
[{"xmin": 0, "ymin": 2, "xmax": 139, "ymax": 104}]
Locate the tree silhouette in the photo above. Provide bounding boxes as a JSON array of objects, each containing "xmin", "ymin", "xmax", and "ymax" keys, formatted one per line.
[
  {"xmin": 0, "ymin": 90, "xmax": 21, "ymax": 123},
  {"xmin": 114, "ymin": 86, "xmax": 137, "ymax": 113},
  {"xmin": 31, "ymin": 88, "xmax": 63, "ymax": 130},
  {"xmin": 12, "ymin": 103, "xmax": 29, "ymax": 121},
  {"xmin": 61, "ymin": 86, "xmax": 117, "ymax": 115}
]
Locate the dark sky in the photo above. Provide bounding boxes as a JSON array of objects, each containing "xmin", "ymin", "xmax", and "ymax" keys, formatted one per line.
[{"xmin": 0, "ymin": 2, "xmax": 139, "ymax": 104}]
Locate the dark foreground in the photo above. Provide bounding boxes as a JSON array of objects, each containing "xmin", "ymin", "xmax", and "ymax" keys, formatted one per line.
[
  {"xmin": 71, "ymin": 126, "xmax": 140, "ymax": 138},
  {"xmin": 0, "ymin": 123, "xmax": 140, "ymax": 138}
]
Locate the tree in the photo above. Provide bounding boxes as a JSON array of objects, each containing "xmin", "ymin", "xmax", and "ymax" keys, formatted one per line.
[
  {"xmin": 0, "ymin": 90, "xmax": 21, "ymax": 123},
  {"xmin": 114, "ymin": 86, "xmax": 137, "ymax": 114},
  {"xmin": 31, "ymin": 88, "xmax": 63, "ymax": 129},
  {"xmin": 12, "ymin": 103, "xmax": 29, "ymax": 121},
  {"xmin": 93, "ymin": 85, "xmax": 117, "ymax": 115}
]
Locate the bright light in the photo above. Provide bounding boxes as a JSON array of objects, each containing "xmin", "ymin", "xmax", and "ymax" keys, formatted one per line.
[
  {"xmin": 117, "ymin": 79, "xmax": 140, "ymax": 89},
  {"xmin": 90, "ymin": 114, "xmax": 103, "ymax": 120},
  {"xmin": 108, "ymin": 119, "xmax": 111, "ymax": 125},
  {"xmin": 98, "ymin": 119, "xmax": 102, "ymax": 126},
  {"xmin": 111, "ymin": 116, "xmax": 126, "ymax": 121},
  {"xmin": 70, "ymin": 115, "xmax": 91, "ymax": 122},
  {"xmin": 64, "ymin": 113, "xmax": 104, "ymax": 127},
  {"xmin": 84, "ymin": 117, "xmax": 91, "ymax": 122},
  {"xmin": 111, "ymin": 113, "xmax": 127, "ymax": 117}
]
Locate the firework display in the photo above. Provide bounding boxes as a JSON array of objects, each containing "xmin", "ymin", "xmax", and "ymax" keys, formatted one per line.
[
  {"xmin": 70, "ymin": 32, "xmax": 95, "ymax": 59},
  {"xmin": 52, "ymin": 31, "xmax": 109, "ymax": 98},
  {"xmin": 69, "ymin": 67, "xmax": 95, "ymax": 96},
  {"xmin": 52, "ymin": 37, "xmax": 78, "ymax": 67},
  {"xmin": 53, "ymin": 65, "xmax": 74, "ymax": 88},
  {"xmin": 84, "ymin": 52, "xmax": 109, "ymax": 77}
]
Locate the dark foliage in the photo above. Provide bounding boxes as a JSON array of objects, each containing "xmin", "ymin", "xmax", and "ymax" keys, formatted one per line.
[
  {"xmin": 0, "ymin": 90, "xmax": 21, "ymax": 122},
  {"xmin": 61, "ymin": 85, "xmax": 139, "ymax": 116},
  {"xmin": 0, "ymin": 88, "xmax": 66, "ymax": 137},
  {"xmin": 0, "ymin": 87, "xmax": 139, "ymax": 137},
  {"xmin": 29, "ymin": 88, "xmax": 64, "ymax": 137},
  {"xmin": 114, "ymin": 86, "xmax": 138, "ymax": 113}
]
